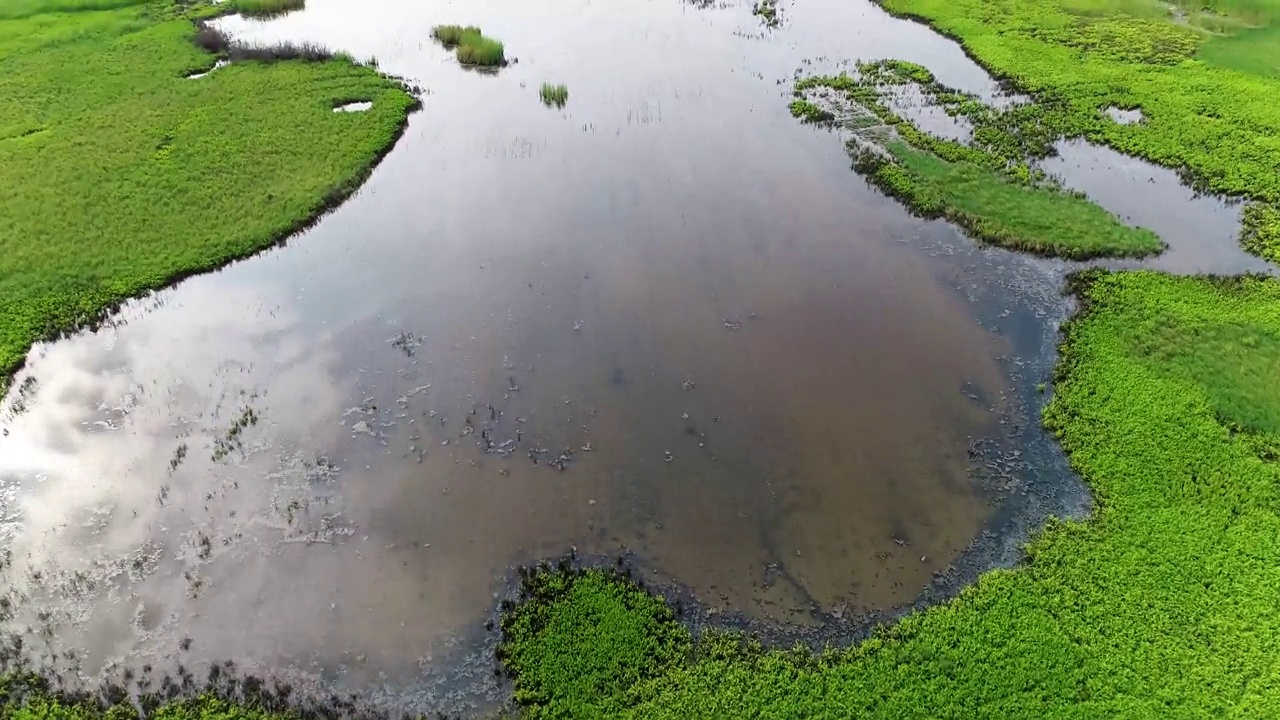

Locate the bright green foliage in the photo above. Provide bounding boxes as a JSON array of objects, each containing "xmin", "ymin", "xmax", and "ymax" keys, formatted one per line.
[
  {"xmin": 0, "ymin": 0, "xmax": 415, "ymax": 385},
  {"xmin": 793, "ymin": 67, "xmax": 1163, "ymax": 258},
  {"xmin": 1241, "ymin": 202, "xmax": 1280, "ymax": 262},
  {"xmin": 498, "ymin": 569, "xmax": 691, "ymax": 718},
  {"xmin": 539, "ymin": 83, "xmax": 569, "ymax": 108},
  {"xmin": 431, "ymin": 24, "xmax": 505, "ymax": 67},
  {"xmin": 878, "ymin": 0, "xmax": 1280, "ymax": 206},
  {"xmin": 1197, "ymin": 23, "xmax": 1280, "ymax": 77},
  {"xmin": 1, "ymin": 673, "xmax": 286, "ymax": 720},
  {"xmin": 864, "ymin": 142, "xmax": 1164, "ymax": 258},
  {"xmin": 787, "ymin": 99, "xmax": 832, "ymax": 124},
  {"xmin": 501, "ymin": 272, "xmax": 1280, "ymax": 717},
  {"xmin": 228, "ymin": 0, "xmax": 304, "ymax": 17}
]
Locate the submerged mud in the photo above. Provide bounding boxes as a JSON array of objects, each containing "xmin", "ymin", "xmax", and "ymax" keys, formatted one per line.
[{"xmin": 2, "ymin": 0, "xmax": 1261, "ymax": 715}]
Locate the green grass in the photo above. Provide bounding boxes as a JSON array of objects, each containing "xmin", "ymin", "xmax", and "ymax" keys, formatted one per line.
[
  {"xmin": 1241, "ymin": 202, "xmax": 1280, "ymax": 262},
  {"xmin": 431, "ymin": 24, "xmax": 505, "ymax": 67},
  {"xmin": 0, "ymin": 673, "xmax": 280, "ymax": 720},
  {"xmin": 1197, "ymin": 23, "xmax": 1280, "ymax": 77},
  {"xmin": 228, "ymin": 0, "xmax": 304, "ymax": 17},
  {"xmin": 870, "ymin": 142, "xmax": 1165, "ymax": 258},
  {"xmin": 498, "ymin": 568, "xmax": 691, "ymax": 715},
  {"xmin": 877, "ymin": 0, "xmax": 1280, "ymax": 211},
  {"xmin": 499, "ymin": 271, "xmax": 1280, "ymax": 717},
  {"xmin": 793, "ymin": 67, "xmax": 1164, "ymax": 259},
  {"xmin": 539, "ymin": 82, "xmax": 568, "ymax": 108},
  {"xmin": 0, "ymin": 0, "xmax": 416, "ymax": 387}
]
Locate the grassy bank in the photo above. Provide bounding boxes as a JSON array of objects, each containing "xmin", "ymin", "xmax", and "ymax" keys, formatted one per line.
[
  {"xmin": 877, "ymin": 0, "xmax": 1280, "ymax": 261},
  {"xmin": 0, "ymin": 0, "xmax": 416, "ymax": 387},
  {"xmin": 792, "ymin": 64, "xmax": 1164, "ymax": 259},
  {"xmin": 499, "ymin": 271, "xmax": 1280, "ymax": 717}
]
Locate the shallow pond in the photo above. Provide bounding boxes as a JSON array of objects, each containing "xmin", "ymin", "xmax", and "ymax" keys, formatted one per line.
[{"xmin": 0, "ymin": 0, "xmax": 1266, "ymax": 714}]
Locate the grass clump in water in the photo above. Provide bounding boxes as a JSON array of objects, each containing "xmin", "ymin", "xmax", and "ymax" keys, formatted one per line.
[
  {"xmin": 499, "ymin": 271, "xmax": 1280, "ymax": 716},
  {"xmin": 0, "ymin": 0, "xmax": 416, "ymax": 387},
  {"xmin": 752, "ymin": 0, "xmax": 779, "ymax": 26},
  {"xmin": 228, "ymin": 0, "xmax": 304, "ymax": 17},
  {"xmin": 431, "ymin": 24, "xmax": 506, "ymax": 67},
  {"xmin": 792, "ymin": 64, "xmax": 1164, "ymax": 259},
  {"xmin": 538, "ymin": 83, "xmax": 568, "ymax": 108}
]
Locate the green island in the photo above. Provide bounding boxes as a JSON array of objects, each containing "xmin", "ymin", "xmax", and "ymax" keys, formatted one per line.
[
  {"xmin": 0, "ymin": 0, "xmax": 416, "ymax": 388},
  {"xmin": 4, "ymin": 0, "xmax": 1280, "ymax": 718},
  {"xmin": 431, "ymin": 25, "xmax": 506, "ymax": 68}
]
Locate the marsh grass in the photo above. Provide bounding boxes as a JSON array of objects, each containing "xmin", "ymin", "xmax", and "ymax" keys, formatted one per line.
[
  {"xmin": 431, "ymin": 24, "xmax": 506, "ymax": 66},
  {"xmin": 0, "ymin": 0, "xmax": 416, "ymax": 385},
  {"xmin": 192, "ymin": 21, "xmax": 336, "ymax": 62},
  {"xmin": 229, "ymin": 0, "xmax": 304, "ymax": 18},
  {"xmin": 877, "ymin": 0, "xmax": 1280, "ymax": 210},
  {"xmin": 499, "ymin": 271, "xmax": 1280, "ymax": 717},
  {"xmin": 792, "ymin": 66, "xmax": 1164, "ymax": 259},
  {"xmin": 539, "ymin": 83, "xmax": 568, "ymax": 108}
]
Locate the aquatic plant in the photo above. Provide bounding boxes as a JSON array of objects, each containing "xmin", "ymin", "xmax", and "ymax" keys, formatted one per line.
[
  {"xmin": 0, "ymin": 0, "xmax": 416, "ymax": 387},
  {"xmin": 787, "ymin": 99, "xmax": 832, "ymax": 124},
  {"xmin": 497, "ymin": 271, "xmax": 1280, "ymax": 716},
  {"xmin": 229, "ymin": 0, "xmax": 304, "ymax": 17},
  {"xmin": 539, "ymin": 83, "xmax": 569, "ymax": 108},
  {"xmin": 752, "ymin": 0, "xmax": 778, "ymax": 27},
  {"xmin": 431, "ymin": 24, "xmax": 506, "ymax": 67},
  {"xmin": 1241, "ymin": 201, "xmax": 1280, "ymax": 263},
  {"xmin": 792, "ymin": 67, "xmax": 1164, "ymax": 259}
]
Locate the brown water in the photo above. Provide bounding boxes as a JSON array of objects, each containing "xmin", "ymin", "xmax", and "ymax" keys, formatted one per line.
[{"xmin": 0, "ymin": 0, "xmax": 1266, "ymax": 714}]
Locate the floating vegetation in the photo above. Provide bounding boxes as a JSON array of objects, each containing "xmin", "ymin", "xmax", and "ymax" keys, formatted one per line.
[
  {"xmin": 211, "ymin": 405, "xmax": 260, "ymax": 462},
  {"xmin": 752, "ymin": 0, "xmax": 779, "ymax": 26},
  {"xmin": 539, "ymin": 83, "xmax": 569, "ymax": 108},
  {"xmin": 431, "ymin": 24, "xmax": 506, "ymax": 67}
]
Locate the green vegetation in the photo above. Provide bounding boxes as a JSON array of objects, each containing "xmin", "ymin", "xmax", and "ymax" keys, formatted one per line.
[
  {"xmin": 1241, "ymin": 201, "xmax": 1280, "ymax": 263},
  {"xmin": 498, "ymin": 568, "xmax": 691, "ymax": 715},
  {"xmin": 228, "ymin": 0, "xmax": 304, "ymax": 17},
  {"xmin": 0, "ymin": 0, "xmax": 416, "ymax": 387},
  {"xmin": 786, "ymin": 98, "xmax": 831, "ymax": 124},
  {"xmin": 539, "ymin": 83, "xmax": 569, "ymax": 108},
  {"xmin": 877, "ymin": 0, "xmax": 1280, "ymax": 258},
  {"xmin": 0, "ymin": 673, "xmax": 281, "ymax": 720},
  {"xmin": 431, "ymin": 24, "xmax": 505, "ymax": 67},
  {"xmin": 792, "ymin": 64, "xmax": 1164, "ymax": 258},
  {"xmin": 499, "ymin": 271, "xmax": 1280, "ymax": 717},
  {"xmin": 752, "ymin": 0, "xmax": 779, "ymax": 27}
]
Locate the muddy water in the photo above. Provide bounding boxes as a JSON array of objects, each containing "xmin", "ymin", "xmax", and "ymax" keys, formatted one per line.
[{"xmin": 0, "ymin": 0, "xmax": 1261, "ymax": 714}]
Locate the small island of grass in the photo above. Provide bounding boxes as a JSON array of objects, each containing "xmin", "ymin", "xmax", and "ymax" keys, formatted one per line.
[
  {"xmin": 539, "ymin": 83, "xmax": 569, "ymax": 108},
  {"xmin": 431, "ymin": 24, "xmax": 506, "ymax": 67}
]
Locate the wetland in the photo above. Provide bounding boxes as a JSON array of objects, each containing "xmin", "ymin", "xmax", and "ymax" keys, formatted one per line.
[{"xmin": 2, "ymin": 0, "xmax": 1279, "ymax": 717}]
